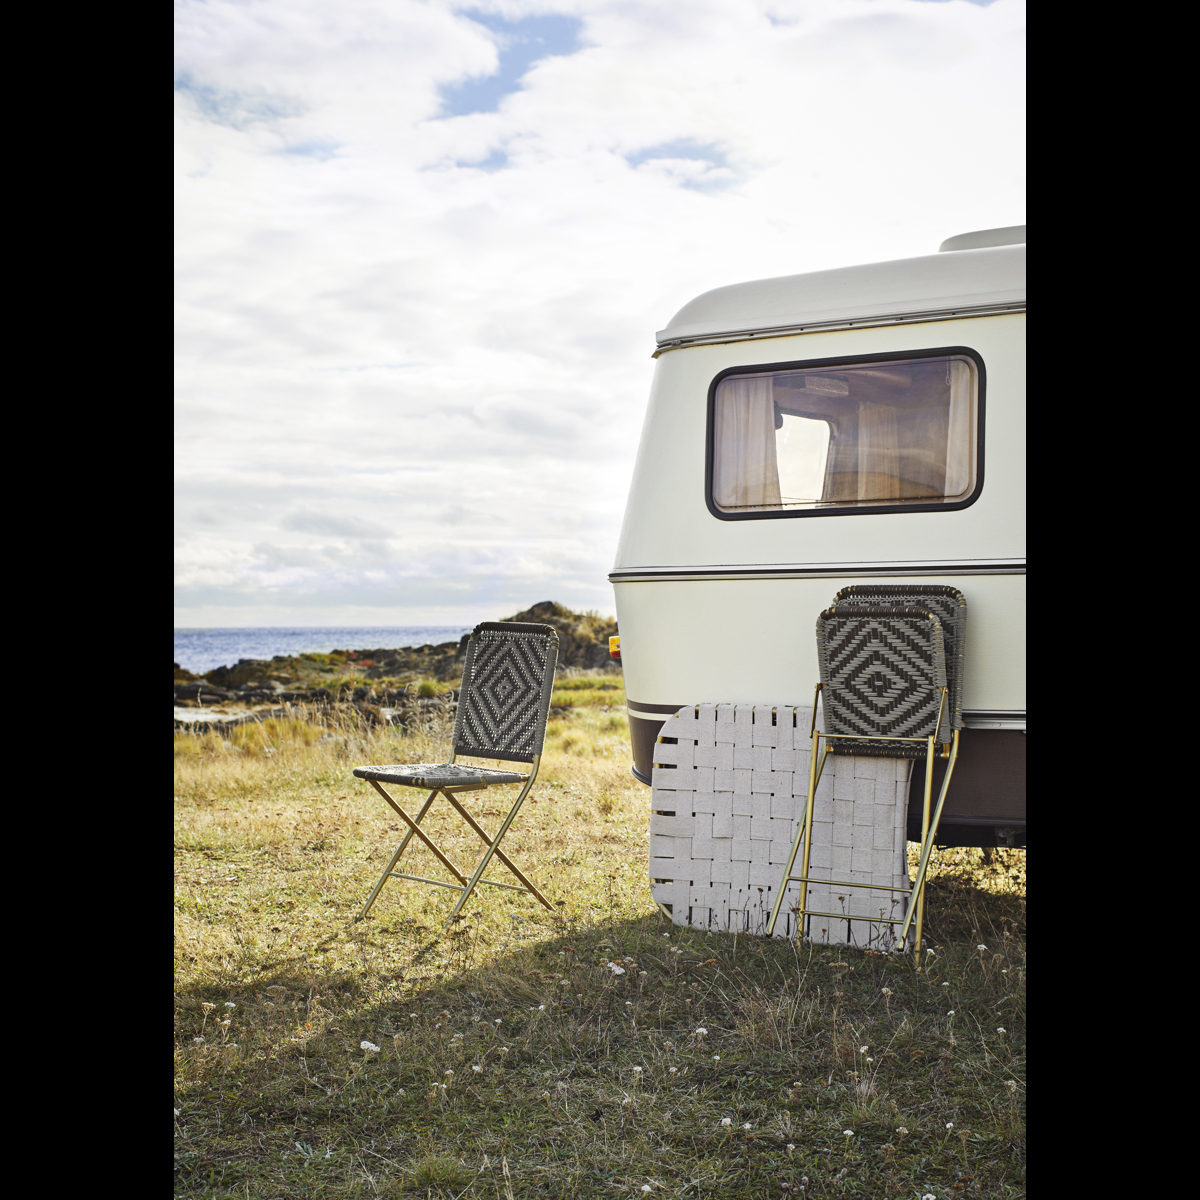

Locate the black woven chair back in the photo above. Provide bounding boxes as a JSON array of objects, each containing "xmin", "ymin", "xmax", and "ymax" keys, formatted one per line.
[
  {"xmin": 452, "ymin": 622, "xmax": 559, "ymax": 764},
  {"xmin": 816, "ymin": 606, "xmax": 948, "ymax": 757},
  {"xmin": 831, "ymin": 585, "xmax": 966, "ymax": 731}
]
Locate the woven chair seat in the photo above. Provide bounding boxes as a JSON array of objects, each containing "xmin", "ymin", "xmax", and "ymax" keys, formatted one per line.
[{"xmin": 353, "ymin": 763, "xmax": 527, "ymax": 789}]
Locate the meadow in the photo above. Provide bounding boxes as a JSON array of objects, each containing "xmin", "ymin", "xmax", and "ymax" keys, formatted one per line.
[{"xmin": 174, "ymin": 682, "xmax": 1026, "ymax": 1199}]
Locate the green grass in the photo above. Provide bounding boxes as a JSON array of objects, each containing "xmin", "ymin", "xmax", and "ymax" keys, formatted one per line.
[{"xmin": 175, "ymin": 708, "xmax": 1025, "ymax": 1199}]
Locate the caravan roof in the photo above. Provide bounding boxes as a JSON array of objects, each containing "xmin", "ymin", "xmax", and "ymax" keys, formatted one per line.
[{"xmin": 656, "ymin": 242, "xmax": 1026, "ymax": 352}]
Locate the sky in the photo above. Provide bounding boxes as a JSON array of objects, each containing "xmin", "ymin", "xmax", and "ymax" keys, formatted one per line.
[{"xmin": 174, "ymin": 0, "xmax": 1025, "ymax": 628}]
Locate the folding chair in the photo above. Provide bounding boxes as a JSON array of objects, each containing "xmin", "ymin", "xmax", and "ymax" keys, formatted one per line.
[
  {"xmin": 352, "ymin": 621, "xmax": 558, "ymax": 929},
  {"xmin": 766, "ymin": 603, "xmax": 963, "ymax": 962}
]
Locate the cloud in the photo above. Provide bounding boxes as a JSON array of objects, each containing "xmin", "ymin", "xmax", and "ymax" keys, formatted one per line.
[{"xmin": 175, "ymin": 0, "xmax": 1025, "ymax": 626}]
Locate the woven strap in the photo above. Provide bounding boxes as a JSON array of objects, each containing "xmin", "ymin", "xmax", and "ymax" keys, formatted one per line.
[
  {"xmin": 817, "ymin": 606, "xmax": 948, "ymax": 756},
  {"xmin": 452, "ymin": 622, "xmax": 559, "ymax": 763}
]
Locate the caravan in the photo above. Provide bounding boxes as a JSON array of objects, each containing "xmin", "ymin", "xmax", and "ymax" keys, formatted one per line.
[{"xmin": 611, "ymin": 227, "xmax": 1026, "ymax": 848}]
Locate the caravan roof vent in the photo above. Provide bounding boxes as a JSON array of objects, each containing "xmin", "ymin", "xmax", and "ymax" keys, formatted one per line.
[{"xmin": 939, "ymin": 226, "xmax": 1026, "ymax": 253}]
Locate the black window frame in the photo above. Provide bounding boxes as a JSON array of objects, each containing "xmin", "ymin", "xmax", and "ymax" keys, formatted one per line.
[{"xmin": 704, "ymin": 345, "xmax": 986, "ymax": 521}]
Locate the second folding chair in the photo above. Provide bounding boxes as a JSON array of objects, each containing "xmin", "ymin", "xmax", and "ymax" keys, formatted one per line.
[
  {"xmin": 766, "ymin": 602, "xmax": 963, "ymax": 960},
  {"xmin": 352, "ymin": 621, "xmax": 559, "ymax": 929}
]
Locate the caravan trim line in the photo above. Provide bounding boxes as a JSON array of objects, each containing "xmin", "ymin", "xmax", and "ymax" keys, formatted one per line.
[
  {"xmin": 652, "ymin": 300, "xmax": 1026, "ymax": 357},
  {"xmin": 608, "ymin": 557, "xmax": 1026, "ymax": 583}
]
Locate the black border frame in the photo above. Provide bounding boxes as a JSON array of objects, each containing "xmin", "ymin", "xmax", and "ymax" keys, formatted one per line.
[{"xmin": 704, "ymin": 346, "xmax": 987, "ymax": 521}]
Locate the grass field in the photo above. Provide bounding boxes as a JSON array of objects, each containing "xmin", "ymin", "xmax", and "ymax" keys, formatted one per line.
[{"xmin": 174, "ymin": 698, "xmax": 1026, "ymax": 1199}]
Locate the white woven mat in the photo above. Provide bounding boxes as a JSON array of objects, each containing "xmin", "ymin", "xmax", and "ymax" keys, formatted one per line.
[{"xmin": 648, "ymin": 704, "xmax": 912, "ymax": 947}]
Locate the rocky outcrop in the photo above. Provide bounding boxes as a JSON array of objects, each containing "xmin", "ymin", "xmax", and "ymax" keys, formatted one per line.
[{"xmin": 500, "ymin": 601, "xmax": 618, "ymax": 671}]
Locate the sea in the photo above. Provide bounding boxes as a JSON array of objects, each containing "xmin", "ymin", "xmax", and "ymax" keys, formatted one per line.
[{"xmin": 173, "ymin": 627, "xmax": 475, "ymax": 674}]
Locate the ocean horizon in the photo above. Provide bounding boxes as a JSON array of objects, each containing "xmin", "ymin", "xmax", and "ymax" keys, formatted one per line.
[{"xmin": 174, "ymin": 626, "xmax": 475, "ymax": 674}]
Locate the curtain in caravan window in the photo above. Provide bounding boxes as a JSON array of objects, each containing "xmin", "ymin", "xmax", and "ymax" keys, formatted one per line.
[
  {"xmin": 855, "ymin": 402, "xmax": 901, "ymax": 502},
  {"xmin": 713, "ymin": 377, "xmax": 782, "ymax": 509},
  {"xmin": 943, "ymin": 358, "xmax": 972, "ymax": 498}
]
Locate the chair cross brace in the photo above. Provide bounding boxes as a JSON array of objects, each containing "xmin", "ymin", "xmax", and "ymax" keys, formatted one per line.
[{"xmin": 356, "ymin": 767, "xmax": 554, "ymax": 929}]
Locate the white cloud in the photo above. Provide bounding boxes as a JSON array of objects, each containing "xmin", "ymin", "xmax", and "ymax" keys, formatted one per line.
[{"xmin": 175, "ymin": 0, "xmax": 1025, "ymax": 626}]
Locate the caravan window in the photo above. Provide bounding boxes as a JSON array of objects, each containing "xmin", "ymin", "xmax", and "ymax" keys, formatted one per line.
[{"xmin": 708, "ymin": 351, "xmax": 981, "ymax": 517}]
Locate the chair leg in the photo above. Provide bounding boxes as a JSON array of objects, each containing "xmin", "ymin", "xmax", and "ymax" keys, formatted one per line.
[
  {"xmin": 767, "ymin": 730, "xmax": 828, "ymax": 937},
  {"xmin": 355, "ymin": 788, "xmax": 440, "ymax": 921},
  {"xmin": 898, "ymin": 730, "xmax": 961, "ymax": 960},
  {"xmin": 444, "ymin": 769, "xmax": 539, "ymax": 928},
  {"xmin": 795, "ymin": 738, "xmax": 828, "ymax": 940},
  {"xmin": 914, "ymin": 735, "xmax": 936, "ymax": 960},
  {"xmin": 366, "ymin": 780, "xmax": 469, "ymax": 885},
  {"xmin": 440, "ymin": 790, "xmax": 554, "ymax": 912}
]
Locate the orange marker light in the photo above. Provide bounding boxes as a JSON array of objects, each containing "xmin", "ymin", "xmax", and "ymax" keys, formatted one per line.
[{"xmin": 609, "ymin": 635, "xmax": 621, "ymax": 661}]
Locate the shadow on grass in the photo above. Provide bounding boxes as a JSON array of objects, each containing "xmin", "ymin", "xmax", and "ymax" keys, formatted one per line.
[{"xmin": 175, "ymin": 872, "xmax": 1025, "ymax": 1198}]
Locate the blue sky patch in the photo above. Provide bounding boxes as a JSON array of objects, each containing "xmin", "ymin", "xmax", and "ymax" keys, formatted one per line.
[
  {"xmin": 440, "ymin": 12, "xmax": 584, "ymax": 117},
  {"xmin": 626, "ymin": 140, "xmax": 737, "ymax": 191},
  {"xmin": 176, "ymin": 75, "xmax": 304, "ymax": 129}
]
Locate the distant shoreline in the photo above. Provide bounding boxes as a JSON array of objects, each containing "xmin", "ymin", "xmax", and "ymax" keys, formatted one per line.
[{"xmin": 174, "ymin": 625, "xmax": 475, "ymax": 675}]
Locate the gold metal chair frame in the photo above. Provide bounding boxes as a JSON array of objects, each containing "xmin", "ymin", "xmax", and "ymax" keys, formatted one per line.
[
  {"xmin": 765, "ymin": 682, "xmax": 961, "ymax": 963},
  {"xmin": 356, "ymin": 753, "xmax": 554, "ymax": 930}
]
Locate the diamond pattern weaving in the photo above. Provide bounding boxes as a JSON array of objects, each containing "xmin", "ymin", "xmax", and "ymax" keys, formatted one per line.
[
  {"xmin": 452, "ymin": 623, "xmax": 558, "ymax": 763},
  {"xmin": 831, "ymin": 585, "xmax": 966, "ymax": 731},
  {"xmin": 816, "ymin": 607, "xmax": 947, "ymax": 755}
]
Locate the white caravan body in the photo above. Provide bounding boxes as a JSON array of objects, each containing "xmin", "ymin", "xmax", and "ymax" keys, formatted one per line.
[{"xmin": 611, "ymin": 233, "xmax": 1026, "ymax": 845}]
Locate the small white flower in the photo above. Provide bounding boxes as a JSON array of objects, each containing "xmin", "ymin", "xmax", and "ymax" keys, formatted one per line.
[
  {"xmin": 695, "ymin": 1027, "xmax": 708, "ymax": 1035},
  {"xmin": 625, "ymin": 1001, "xmax": 633, "ymax": 1007},
  {"xmin": 786, "ymin": 1143, "xmax": 795, "ymax": 1153},
  {"xmin": 923, "ymin": 1195, "xmax": 936, "ymax": 1200},
  {"xmin": 409, "ymin": 1013, "xmax": 418, "ymax": 1019},
  {"xmin": 560, "ymin": 979, "xmax": 569, "ymax": 986},
  {"xmin": 947, "ymin": 1010, "xmax": 955, "ymax": 1016},
  {"xmin": 494, "ymin": 1019, "xmax": 502, "ymax": 1025},
  {"xmin": 898, "ymin": 1127, "xmax": 909, "ymax": 1136},
  {"xmin": 977, "ymin": 944, "xmax": 987, "ymax": 951},
  {"xmin": 361, "ymin": 1040, "xmax": 380, "ymax": 1052},
  {"xmin": 997, "ymin": 1027, "xmax": 1006, "ymax": 1034},
  {"xmin": 721, "ymin": 1117, "xmax": 732, "ymax": 1127},
  {"xmin": 941, "ymin": 982, "xmax": 950, "ymax": 987},
  {"xmin": 663, "ymin": 933, "xmax": 670, "ymax": 937},
  {"xmin": 224, "ymin": 1001, "xmax": 236, "ymax": 1008},
  {"xmin": 881, "ymin": 987, "xmax": 893, "ymax": 996},
  {"xmin": 859, "ymin": 1045, "xmax": 868, "ymax": 1053},
  {"xmin": 538, "ymin": 1005, "xmax": 546, "ymax": 1011},
  {"xmin": 642, "ymin": 1187, "xmax": 652, "ymax": 1194},
  {"xmin": 632, "ymin": 1066, "xmax": 643, "ymax": 1073},
  {"xmin": 866, "ymin": 1057, "xmax": 874, "ymax": 1063},
  {"xmin": 193, "ymin": 1037, "xmax": 204, "ymax": 1045},
  {"xmin": 946, "ymin": 1121, "xmax": 954, "ymax": 1130},
  {"xmin": 444, "ymin": 1069, "xmax": 454, "ymax": 1077},
  {"xmin": 843, "ymin": 1129, "xmax": 854, "ymax": 1137},
  {"xmin": 742, "ymin": 1123, "xmax": 752, "ymax": 1131},
  {"xmin": 609, "ymin": 963, "xmax": 626, "ymax": 975},
  {"xmin": 174, "ymin": 1108, "xmax": 181, "ymax": 1117},
  {"xmin": 668, "ymin": 1067, "xmax": 677, "ymax": 1075},
  {"xmin": 1002, "ymin": 968, "xmax": 1008, "ymax": 973},
  {"xmin": 472, "ymin": 1064, "xmax": 483, "ymax": 1073}
]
